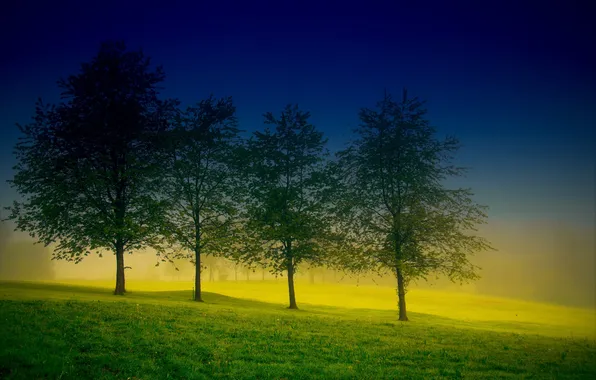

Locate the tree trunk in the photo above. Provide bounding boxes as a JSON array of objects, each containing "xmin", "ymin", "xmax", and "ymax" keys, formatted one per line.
[
  {"xmin": 114, "ymin": 242, "xmax": 126, "ymax": 295},
  {"xmin": 194, "ymin": 248, "xmax": 203, "ymax": 302},
  {"xmin": 286, "ymin": 242, "xmax": 298, "ymax": 309},
  {"xmin": 396, "ymin": 266, "xmax": 408, "ymax": 321},
  {"xmin": 262, "ymin": 268, "xmax": 265, "ymax": 281}
]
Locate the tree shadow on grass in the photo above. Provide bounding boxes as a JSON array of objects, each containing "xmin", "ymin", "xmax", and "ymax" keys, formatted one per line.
[
  {"xmin": 2, "ymin": 280, "xmax": 590, "ymax": 340},
  {"xmin": 0, "ymin": 280, "xmax": 294, "ymax": 312},
  {"xmin": 0, "ymin": 280, "xmax": 114, "ymax": 297}
]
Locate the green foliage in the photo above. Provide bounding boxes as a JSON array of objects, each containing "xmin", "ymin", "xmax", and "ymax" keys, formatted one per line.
[
  {"xmin": 158, "ymin": 95, "xmax": 244, "ymax": 300},
  {"xmin": 161, "ymin": 95, "xmax": 242, "ymax": 262},
  {"xmin": 241, "ymin": 105, "xmax": 334, "ymax": 273},
  {"xmin": 336, "ymin": 90, "xmax": 493, "ymax": 318},
  {"xmin": 4, "ymin": 41, "xmax": 175, "ymax": 292},
  {"xmin": 237, "ymin": 104, "xmax": 336, "ymax": 307}
]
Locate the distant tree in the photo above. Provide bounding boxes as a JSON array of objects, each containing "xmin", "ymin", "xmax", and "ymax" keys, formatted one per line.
[
  {"xmin": 336, "ymin": 89, "xmax": 492, "ymax": 321},
  {"xmin": 257, "ymin": 258, "xmax": 274, "ymax": 281},
  {"xmin": 4, "ymin": 41, "xmax": 175, "ymax": 295},
  {"xmin": 217, "ymin": 259, "xmax": 231, "ymax": 281},
  {"xmin": 306, "ymin": 265, "xmax": 321, "ymax": 284},
  {"xmin": 201, "ymin": 254, "xmax": 220, "ymax": 282},
  {"xmin": 234, "ymin": 262, "xmax": 239, "ymax": 281},
  {"xmin": 161, "ymin": 96, "xmax": 241, "ymax": 301},
  {"xmin": 161, "ymin": 257, "xmax": 182, "ymax": 280},
  {"xmin": 241, "ymin": 104, "xmax": 334, "ymax": 309}
]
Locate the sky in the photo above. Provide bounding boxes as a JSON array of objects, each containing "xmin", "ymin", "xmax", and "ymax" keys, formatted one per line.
[
  {"xmin": 0, "ymin": 1, "xmax": 594, "ymax": 231},
  {"xmin": 0, "ymin": 0, "xmax": 594, "ymax": 307}
]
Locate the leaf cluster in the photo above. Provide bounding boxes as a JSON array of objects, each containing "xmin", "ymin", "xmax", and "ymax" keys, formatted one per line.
[
  {"xmin": 5, "ymin": 41, "xmax": 173, "ymax": 262},
  {"xmin": 334, "ymin": 90, "xmax": 493, "ymax": 285},
  {"xmin": 240, "ymin": 105, "xmax": 336, "ymax": 274}
]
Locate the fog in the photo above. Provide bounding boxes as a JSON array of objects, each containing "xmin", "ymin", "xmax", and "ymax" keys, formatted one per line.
[
  {"xmin": 471, "ymin": 219, "xmax": 595, "ymax": 308},
  {"xmin": 1, "ymin": 218, "xmax": 594, "ymax": 309}
]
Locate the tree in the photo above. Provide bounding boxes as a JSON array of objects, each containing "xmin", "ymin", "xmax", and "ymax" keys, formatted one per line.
[
  {"xmin": 336, "ymin": 89, "xmax": 492, "ymax": 321},
  {"xmin": 242, "ymin": 104, "xmax": 334, "ymax": 309},
  {"xmin": 201, "ymin": 254, "xmax": 220, "ymax": 282},
  {"xmin": 4, "ymin": 41, "xmax": 175, "ymax": 295},
  {"xmin": 162, "ymin": 96, "xmax": 240, "ymax": 301}
]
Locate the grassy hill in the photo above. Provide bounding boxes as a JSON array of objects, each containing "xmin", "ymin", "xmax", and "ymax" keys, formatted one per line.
[{"xmin": 1, "ymin": 280, "xmax": 595, "ymax": 379}]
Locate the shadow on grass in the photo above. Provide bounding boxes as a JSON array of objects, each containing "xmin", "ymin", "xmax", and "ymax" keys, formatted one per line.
[
  {"xmin": 133, "ymin": 289, "xmax": 290, "ymax": 311},
  {"xmin": 2, "ymin": 280, "xmax": 590, "ymax": 340},
  {"xmin": 0, "ymin": 280, "xmax": 115, "ymax": 297},
  {"xmin": 0, "ymin": 280, "xmax": 300, "ymax": 313},
  {"xmin": 0, "ymin": 281, "xmax": 474, "ymax": 320}
]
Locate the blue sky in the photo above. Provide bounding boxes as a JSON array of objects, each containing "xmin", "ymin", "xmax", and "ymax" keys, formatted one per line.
[{"xmin": 1, "ymin": 0, "xmax": 594, "ymax": 227}]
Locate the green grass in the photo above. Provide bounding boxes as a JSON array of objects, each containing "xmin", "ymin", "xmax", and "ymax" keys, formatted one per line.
[{"xmin": 1, "ymin": 280, "xmax": 595, "ymax": 379}]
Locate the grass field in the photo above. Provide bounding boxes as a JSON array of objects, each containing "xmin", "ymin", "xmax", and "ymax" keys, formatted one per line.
[{"xmin": 1, "ymin": 280, "xmax": 595, "ymax": 379}]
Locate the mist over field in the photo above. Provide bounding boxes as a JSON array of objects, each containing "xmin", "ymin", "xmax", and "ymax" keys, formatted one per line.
[
  {"xmin": 2, "ymin": 218, "xmax": 593, "ymax": 309},
  {"xmin": 0, "ymin": 1, "xmax": 594, "ymax": 378}
]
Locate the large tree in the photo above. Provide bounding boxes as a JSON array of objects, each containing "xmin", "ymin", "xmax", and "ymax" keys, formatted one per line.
[
  {"xmin": 5, "ymin": 41, "xmax": 174, "ymax": 295},
  {"xmin": 242, "ymin": 104, "xmax": 334, "ymax": 309},
  {"xmin": 337, "ymin": 89, "xmax": 492, "ymax": 321},
  {"xmin": 162, "ymin": 95, "xmax": 241, "ymax": 302}
]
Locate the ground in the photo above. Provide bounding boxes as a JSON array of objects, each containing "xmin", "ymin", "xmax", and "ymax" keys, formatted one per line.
[{"xmin": 0, "ymin": 280, "xmax": 595, "ymax": 379}]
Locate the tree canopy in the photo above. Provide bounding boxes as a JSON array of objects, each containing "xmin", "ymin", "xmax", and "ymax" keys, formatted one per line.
[
  {"xmin": 241, "ymin": 104, "xmax": 335, "ymax": 309},
  {"xmin": 336, "ymin": 89, "xmax": 493, "ymax": 320},
  {"xmin": 161, "ymin": 95, "xmax": 242, "ymax": 301},
  {"xmin": 5, "ymin": 41, "xmax": 493, "ymax": 313},
  {"xmin": 5, "ymin": 41, "xmax": 175, "ymax": 294}
]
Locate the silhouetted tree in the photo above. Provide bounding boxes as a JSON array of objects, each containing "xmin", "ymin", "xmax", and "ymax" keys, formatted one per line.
[
  {"xmin": 160, "ymin": 95, "xmax": 241, "ymax": 302},
  {"xmin": 241, "ymin": 104, "xmax": 334, "ymax": 309},
  {"xmin": 336, "ymin": 90, "xmax": 492, "ymax": 320},
  {"xmin": 4, "ymin": 41, "xmax": 175, "ymax": 295}
]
